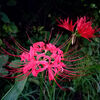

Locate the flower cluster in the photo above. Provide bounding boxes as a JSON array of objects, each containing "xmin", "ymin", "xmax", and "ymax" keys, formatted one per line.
[{"xmin": 58, "ymin": 16, "xmax": 100, "ymax": 40}]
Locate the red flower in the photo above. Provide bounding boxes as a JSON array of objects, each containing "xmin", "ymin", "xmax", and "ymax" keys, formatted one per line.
[
  {"xmin": 58, "ymin": 16, "xmax": 100, "ymax": 40},
  {"xmin": 0, "ymin": 33, "xmax": 84, "ymax": 89},
  {"xmin": 76, "ymin": 16, "xmax": 98, "ymax": 40},
  {"xmin": 20, "ymin": 42, "xmax": 65, "ymax": 81},
  {"xmin": 57, "ymin": 17, "xmax": 76, "ymax": 32}
]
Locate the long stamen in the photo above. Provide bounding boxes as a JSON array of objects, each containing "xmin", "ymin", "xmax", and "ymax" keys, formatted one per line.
[
  {"xmin": 52, "ymin": 32, "xmax": 59, "ymax": 44},
  {"xmin": 44, "ymin": 32, "xmax": 47, "ymax": 43},
  {"xmin": 11, "ymin": 37, "xmax": 28, "ymax": 52},
  {"xmin": 3, "ymin": 39, "xmax": 22, "ymax": 53},
  {"xmin": 1, "ymin": 47, "xmax": 20, "ymax": 57},
  {"xmin": 26, "ymin": 31, "xmax": 33, "ymax": 44},
  {"xmin": 64, "ymin": 48, "xmax": 82, "ymax": 56},
  {"xmin": 63, "ymin": 56, "xmax": 85, "ymax": 62},
  {"xmin": 66, "ymin": 54, "xmax": 81, "ymax": 60},
  {"xmin": 53, "ymin": 32, "xmax": 63, "ymax": 45},
  {"xmin": 59, "ymin": 37, "xmax": 71, "ymax": 49},
  {"xmin": 66, "ymin": 61, "xmax": 85, "ymax": 67},
  {"xmin": 48, "ymin": 27, "xmax": 54, "ymax": 43}
]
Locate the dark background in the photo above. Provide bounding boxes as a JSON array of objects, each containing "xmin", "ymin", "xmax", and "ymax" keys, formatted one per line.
[{"xmin": 0, "ymin": 0, "xmax": 100, "ymax": 29}]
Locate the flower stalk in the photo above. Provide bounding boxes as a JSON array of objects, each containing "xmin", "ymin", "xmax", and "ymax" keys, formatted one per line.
[{"xmin": 40, "ymin": 72, "xmax": 44, "ymax": 100}]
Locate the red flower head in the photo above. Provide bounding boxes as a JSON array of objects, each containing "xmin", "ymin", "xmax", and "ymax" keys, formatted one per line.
[
  {"xmin": 0, "ymin": 33, "xmax": 84, "ymax": 89},
  {"xmin": 58, "ymin": 16, "xmax": 100, "ymax": 41},
  {"xmin": 20, "ymin": 42, "xmax": 65, "ymax": 81},
  {"xmin": 76, "ymin": 16, "xmax": 98, "ymax": 40},
  {"xmin": 57, "ymin": 17, "xmax": 76, "ymax": 32}
]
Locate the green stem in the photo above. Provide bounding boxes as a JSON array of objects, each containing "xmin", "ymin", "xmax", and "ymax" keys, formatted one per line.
[
  {"xmin": 65, "ymin": 39, "xmax": 72, "ymax": 52},
  {"xmin": 28, "ymin": 78, "xmax": 39, "ymax": 86},
  {"xmin": 52, "ymin": 81, "xmax": 56, "ymax": 100},
  {"xmin": 40, "ymin": 73, "xmax": 44, "ymax": 100},
  {"xmin": 49, "ymin": 80, "xmax": 56, "ymax": 100}
]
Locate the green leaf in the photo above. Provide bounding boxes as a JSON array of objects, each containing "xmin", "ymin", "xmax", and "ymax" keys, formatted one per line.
[
  {"xmin": 10, "ymin": 22, "xmax": 18, "ymax": 33},
  {"xmin": 0, "ymin": 55, "xmax": 9, "ymax": 75},
  {"xmin": 37, "ymin": 26, "xmax": 44, "ymax": 32},
  {"xmin": 7, "ymin": 0, "xmax": 16, "ymax": 6},
  {"xmin": 88, "ymin": 46, "xmax": 92, "ymax": 56},
  {"xmin": 0, "ymin": 55, "xmax": 9, "ymax": 67},
  {"xmin": 1, "ymin": 78, "xmax": 27, "ymax": 100},
  {"xmin": 0, "ymin": 12, "xmax": 10, "ymax": 23},
  {"xmin": 0, "ymin": 39, "xmax": 3, "ymax": 45},
  {"xmin": 9, "ymin": 60, "xmax": 22, "ymax": 68},
  {"xmin": 2, "ymin": 23, "xmax": 18, "ymax": 34}
]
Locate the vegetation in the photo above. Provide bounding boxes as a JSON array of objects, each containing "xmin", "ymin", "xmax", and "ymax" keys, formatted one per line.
[{"xmin": 0, "ymin": 0, "xmax": 100, "ymax": 100}]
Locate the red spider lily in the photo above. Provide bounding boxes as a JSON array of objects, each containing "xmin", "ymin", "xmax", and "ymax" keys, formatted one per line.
[
  {"xmin": 58, "ymin": 16, "xmax": 100, "ymax": 40},
  {"xmin": 57, "ymin": 17, "xmax": 76, "ymax": 32},
  {"xmin": 0, "ymin": 33, "xmax": 85, "ymax": 89}
]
